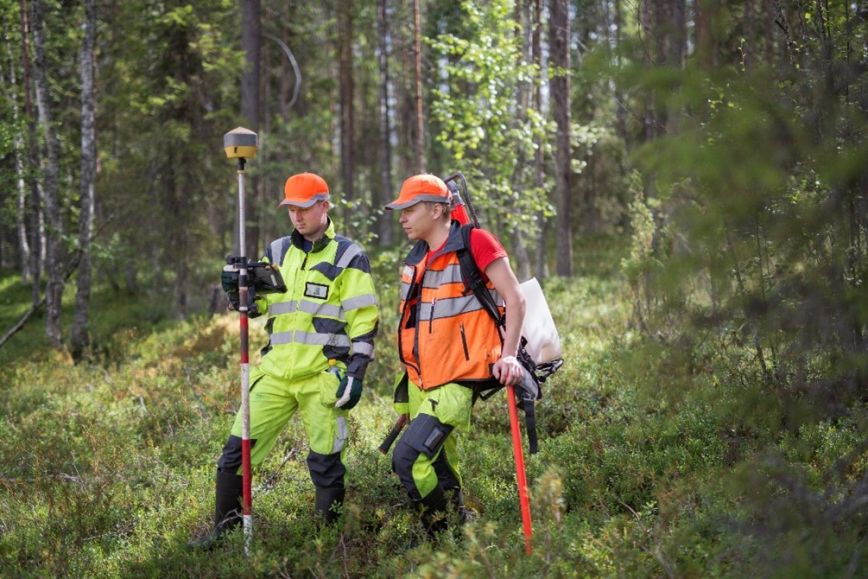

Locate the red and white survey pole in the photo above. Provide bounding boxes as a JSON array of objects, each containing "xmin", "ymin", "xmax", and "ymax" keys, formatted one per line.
[
  {"xmin": 223, "ymin": 127, "xmax": 258, "ymax": 555},
  {"xmin": 506, "ymin": 384, "xmax": 533, "ymax": 555}
]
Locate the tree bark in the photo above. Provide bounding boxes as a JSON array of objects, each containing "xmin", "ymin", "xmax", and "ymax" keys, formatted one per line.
[
  {"xmin": 532, "ymin": 0, "xmax": 547, "ymax": 281},
  {"xmin": 71, "ymin": 0, "xmax": 97, "ymax": 360},
  {"xmin": 614, "ymin": 0, "xmax": 627, "ymax": 141},
  {"xmin": 510, "ymin": 0, "xmax": 533, "ymax": 281},
  {"xmin": 261, "ymin": 21, "xmax": 271, "ymax": 249},
  {"xmin": 338, "ymin": 0, "xmax": 355, "ymax": 200},
  {"xmin": 693, "ymin": 0, "xmax": 718, "ymax": 69},
  {"xmin": 19, "ymin": 0, "xmax": 42, "ymax": 306},
  {"xmin": 412, "ymin": 0, "xmax": 425, "ymax": 172},
  {"xmin": 549, "ymin": 0, "xmax": 573, "ymax": 276},
  {"xmin": 395, "ymin": 2, "xmax": 414, "ymax": 180},
  {"xmin": 240, "ymin": 0, "xmax": 260, "ymax": 257},
  {"xmin": 30, "ymin": 0, "xmax": 64, "ymax": 347},
  {"xmin": 1, "ymin": 26, "xmax": 31, "ymax": 284},
  {"xmin": 377, "ymin": 0, "xmax": 394, "ymax": 246}
]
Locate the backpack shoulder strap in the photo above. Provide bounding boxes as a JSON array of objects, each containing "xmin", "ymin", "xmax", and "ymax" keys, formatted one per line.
[{"xmin": 456, "ymin": 224, "xmax": 504, "ymax": 328}]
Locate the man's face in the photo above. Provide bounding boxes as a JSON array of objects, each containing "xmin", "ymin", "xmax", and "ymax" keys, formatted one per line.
[
  {"xmin": 398, "ymin": 203, "xmax": 439, "ymax": 241},
  {"xmin": 288, "ymin": 200, "xmax": 329, "ymax": 237}
]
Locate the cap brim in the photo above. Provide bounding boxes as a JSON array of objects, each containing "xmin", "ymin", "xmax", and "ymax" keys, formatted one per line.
[
  {"xmin": 278, "ymin": 193, "xmax": 329, "ymax": 208},
  {"xmin": 384, "ymin": 194, "xmax": 450, "ymax": 210}
]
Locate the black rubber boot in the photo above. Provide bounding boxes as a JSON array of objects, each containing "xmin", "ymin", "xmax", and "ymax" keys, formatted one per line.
[
  {"xmin": 419, "ymin": 486, "xmax": 449, "ymax": 539},
  {"xmin": 447, "ymin": 488, "xmax": 478, "ymax": 525},
  {"xmin": 315, "ymin": 486, "xmax": 346, "ymax": 525},
  {"xmin": 187, "ymin": 470, "xmax": 243, "ymax": 550},
  {"xmin": 447, "ymin": 487, "xmax": 468, "ymax": 524}
]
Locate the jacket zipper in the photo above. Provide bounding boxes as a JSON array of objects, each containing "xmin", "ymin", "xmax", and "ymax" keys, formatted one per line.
[
  {"xmin": 413, "ymin": 271, "xmax": 424, "ymax": 385},
  {"xmin": 428, "ymin": 298, "xmax": 436, "ymax": 333},
  {"xmin": 459, "ymin": 322, "xmax": 470, "ymax": 361}
]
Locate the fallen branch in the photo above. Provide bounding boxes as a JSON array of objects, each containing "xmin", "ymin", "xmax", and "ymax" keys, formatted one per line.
[
  {"xmin": 0, "ymin": 296, "xmax": 47, "ymax": 349},
  {"xmin": 0, "ymin": 249, "xmax": 82, "ymax": 350}
]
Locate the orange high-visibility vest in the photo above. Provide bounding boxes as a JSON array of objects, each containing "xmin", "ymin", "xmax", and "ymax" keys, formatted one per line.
[{"xmin": 398, "ymin": 222, "xmax": 504, "ymax": 390}]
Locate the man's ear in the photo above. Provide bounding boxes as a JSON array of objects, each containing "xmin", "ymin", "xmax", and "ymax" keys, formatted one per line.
[
  {"xmin": 431, "ymin": 202, "xmax": 446, "ymax": 221},
  {"xmin": 321, "ymin": 200, "xmax": 331, "ymax": 211}
]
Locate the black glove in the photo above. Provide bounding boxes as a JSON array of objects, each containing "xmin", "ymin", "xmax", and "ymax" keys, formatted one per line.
[{"xmin": 221, "ymin": 263, "xmax": 260, "ymax": 317}]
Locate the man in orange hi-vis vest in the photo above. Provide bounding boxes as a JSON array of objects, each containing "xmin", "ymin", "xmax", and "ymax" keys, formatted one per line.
[{"xmin": 384, "ymin": 174, "xmax": 527, "ymax": 538}]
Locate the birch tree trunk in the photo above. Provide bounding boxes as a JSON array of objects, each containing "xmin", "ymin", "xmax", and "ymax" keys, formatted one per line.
[
  {"xmin": 1, "ymin": 29, "xmax": 31, "ymax": 285},
  {"xmin": 71, "ymin": 0, "xmax": 97, "ymax": 360},
  {"xmin": 19, "ymin": 0, "xmax": 42, "ymax": 306},
  {"xmin": 30, "ymin": 0, "xmax": 64, "ymax": 347}
]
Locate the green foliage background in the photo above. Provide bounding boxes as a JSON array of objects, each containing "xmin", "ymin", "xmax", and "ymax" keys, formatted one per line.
[{"xmin": 0, "ymin": 0, "xmax": 866, "ymax": 576}]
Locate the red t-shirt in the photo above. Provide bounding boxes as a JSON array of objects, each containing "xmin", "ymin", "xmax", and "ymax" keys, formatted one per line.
[{"xmin": 424, "ymin": 228, "xmax": 508, "ymax": 278}]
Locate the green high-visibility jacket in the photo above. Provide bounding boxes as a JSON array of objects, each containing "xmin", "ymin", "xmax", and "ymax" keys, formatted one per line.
[{"xmin": 255, "ymin": 219, "xmax": 379, "ymax": 382}]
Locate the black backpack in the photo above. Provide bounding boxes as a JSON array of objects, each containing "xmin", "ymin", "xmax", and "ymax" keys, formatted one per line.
[{"xmin": 455, "ymin": 223, "xmax": 563, "ymax": 454}]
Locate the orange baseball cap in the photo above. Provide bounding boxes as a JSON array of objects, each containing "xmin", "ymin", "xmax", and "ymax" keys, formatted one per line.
[
  {"xmin": 385, "ymin": 174, "xmax": 450, "ymax": 210},
  {"xmin": 278, "ymin": 173, "xmax": 330, "ymax": 208}
]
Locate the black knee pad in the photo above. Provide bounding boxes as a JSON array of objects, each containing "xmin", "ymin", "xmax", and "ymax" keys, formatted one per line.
[
  {"xmin": 307, "ymin": 450, "xmax": 346, "ymax": 489},
  {"xmin": 392, "ymin": 414, "xmax": 454, "ymax": 501}
]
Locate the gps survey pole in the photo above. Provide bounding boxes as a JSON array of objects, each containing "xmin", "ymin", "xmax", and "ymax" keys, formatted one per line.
[{"xmin": 223, "ymin": 127, "xmax": 258, "ymax": 555}]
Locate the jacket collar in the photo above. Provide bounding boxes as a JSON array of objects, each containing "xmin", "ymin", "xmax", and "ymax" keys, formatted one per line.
[
  {"xmin": 405, "ymin": 220, "xmax": 467, "ymax": 266},
  {"xmin": 291, "ymin": 218, "xmax": 336, "ymax": 253}
]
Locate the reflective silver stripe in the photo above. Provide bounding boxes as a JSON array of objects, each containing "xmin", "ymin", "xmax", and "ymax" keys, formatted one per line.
[
  {"xmin": 418, "ymin": 291, "xmax": 503, "ymax": 320},
  {"xmin": 422, "ymin": 264, "xmax": 464, "ymax": 288},
  {"xmin": 269, "ymin": 330, "xmax": 351, "ymax": 348},
  {"xmin": 298, "ymin": 300, "xmax": 344, "ymax": 318},
  {"xmin": 297, "ymin": 331, "xmax": 351, "ymax": 347},
  {"xmin": 269, "ymin": 300, "xmax": 344, "ymax": 319},
  {"xmin": 336, "ymin": 243, "xmax": 363, "ymax": 269},
  {"xmin": 270, "ymin": 331, "xmax": 295, "ymax": 345},
  {"xmin": 332, "ymin": 416, "xmax": 348, "ymax": 453},
  {"xmin": 342, "ymin": 294, "xmax": 377, "ymax": 311},
  {"xmin": 269, "ymin": 238, "xmax": 285, "ymax": 264},
  {"xmin": 269, "ymin": 301, "xmax": 297, "ymax": 315},
  {"xmin": 400, "ymin": 282, "xmax": 411, "ymax": 301},
  {"xmin": 351, "ymin": 341, "xmax": 374, "ymax": 357}
]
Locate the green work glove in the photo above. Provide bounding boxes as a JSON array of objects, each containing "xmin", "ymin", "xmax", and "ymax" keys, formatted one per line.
[{"xmin": 335, "ymin": 375, "xmax": 363, "ymax": 410}]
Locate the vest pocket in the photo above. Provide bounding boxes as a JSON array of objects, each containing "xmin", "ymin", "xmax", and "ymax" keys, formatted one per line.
[
  {"xmin": 319, "ymin": 368, "xmax": 342, "ymax": 407},
  {"xmin": 459, "ymin": 322, "xmax": 470, "ymax": 361}
]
